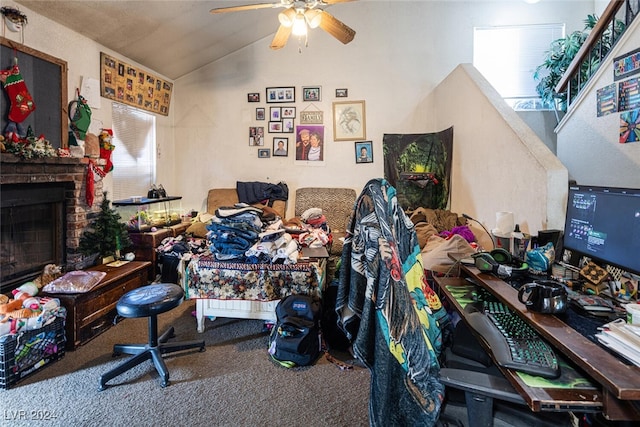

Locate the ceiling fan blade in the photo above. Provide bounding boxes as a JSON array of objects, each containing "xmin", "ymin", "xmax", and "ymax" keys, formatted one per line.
[
  {"xmin": 270, "ymin": 24, "xmax": 293, "ymax": 50},
  {"xmin": 318, "ymin": 11, "xmax": 356, "ymax": 44},
  {"xmin": 210, "ymin": 3, "xmax": 280, "ymax": 14}
]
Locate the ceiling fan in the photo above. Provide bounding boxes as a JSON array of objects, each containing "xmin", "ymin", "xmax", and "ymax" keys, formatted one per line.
[{"xmin": 210, "ymin": 0, "xmax": 357, "ymax": 50}]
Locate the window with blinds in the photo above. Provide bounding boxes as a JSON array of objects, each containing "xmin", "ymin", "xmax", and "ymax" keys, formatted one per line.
[
  {"xmin": 473, "ymin": 23, "xmax": 565, "ymax": 110},
  {"xmin": 111, "ymin": 103, "xmax": 156, "ymax": 200}
]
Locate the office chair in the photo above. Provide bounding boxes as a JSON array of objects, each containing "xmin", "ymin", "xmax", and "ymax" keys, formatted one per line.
[{"xmin": 335, "ymin": 178, "xmax": 571, "ymax": 427}]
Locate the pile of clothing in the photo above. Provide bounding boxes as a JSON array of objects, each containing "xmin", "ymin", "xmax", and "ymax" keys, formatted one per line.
[{"xmin": 285, "ymin": 208, "xmax": 332, "ymax": 248}]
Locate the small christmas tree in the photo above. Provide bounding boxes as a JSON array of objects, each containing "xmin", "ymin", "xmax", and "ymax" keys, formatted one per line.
[{"xmin": 79, "ymin": 192, "xmax": 132, "ymax": 259}]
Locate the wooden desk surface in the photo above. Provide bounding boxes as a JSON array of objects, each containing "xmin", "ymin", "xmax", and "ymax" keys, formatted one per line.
[{"xmin": 436, "ymin": 265, "xmax": 640, "ymax": 420}]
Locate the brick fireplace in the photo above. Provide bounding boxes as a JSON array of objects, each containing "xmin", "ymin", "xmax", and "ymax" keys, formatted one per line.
[{"xmin": 1, "ymin": 153, "xmax": 104, "ymax": 293}]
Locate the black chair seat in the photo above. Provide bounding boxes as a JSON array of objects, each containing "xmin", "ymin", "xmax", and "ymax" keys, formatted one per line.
[
  {"xmin": 98, "ymin": 283, "xmax": 205, "ymax": 391},
  {"xmin": 116, "ymin": 283, "xmax": 183, "ymax": 318}
]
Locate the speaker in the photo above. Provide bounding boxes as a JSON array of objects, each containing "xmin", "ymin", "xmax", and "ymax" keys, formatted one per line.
[
  {"xmin": 472, "ymin": 248, "xmax": 529, "ymax": 278},
  {"xmin": 537, "ymin": 229, "xmax": 563, "ymax": 262}
]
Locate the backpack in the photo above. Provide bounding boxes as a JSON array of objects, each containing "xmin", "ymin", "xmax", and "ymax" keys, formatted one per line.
[{"xmin": 269, "ymin": 294, "xmax": 322, "ymax": 367}]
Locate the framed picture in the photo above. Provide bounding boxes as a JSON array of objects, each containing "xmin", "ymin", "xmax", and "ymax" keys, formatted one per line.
[
  {"xmin": 282, "ymin": 106, "xmax": 296, "ymax": 118},
  {"xmin": 248, "ymin": 92, "xmax": 260, "ymax": 102},
  {"xmin": 249, "ymin": 126, "xmax": 264, "ymax": 146},
  {"xmin": 355, "ymin": 141, "xmax": 373, "ymax": 164},
  {"xmin": 266, "ymin": 86, "xmax": 295, "ymax": 103},
  {"xmin": 302, "ymin": 86, "xmax": 321, "ymax": 102},
  {"xmin": 258, "ymin": 149, "xmax": 271, "ymax": 158},
  {"xmin": 295, "ymin": 125, "xmax": 325, "ymax": 162},
  {"xmin": 333, "ymin": 100, "xmax": 366, "ymax": 141},
  {"xmin": 270, "ymin": 106, "xmax": 282, "ymax": 121},
  {"xmin": 269, "ymin": 121, "xmax": 283, "ymax": 133},
  {"xmin": 335, "ymin": 88, "xmax": 348, "ymax": 98},
  {"xmin": 273, "ymin": 137, "xmax": 288, "ymax": 156},
  {"xmin": 256, "ymin": 107, "xmax": 265, "ymax": 121},
  {"xmin": 282, "ymin": 118, "xmax": 294, "ymax": 133}
]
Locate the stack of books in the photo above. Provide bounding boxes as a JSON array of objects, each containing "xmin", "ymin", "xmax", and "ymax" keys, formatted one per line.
[{"xmin": 595, "ymin": 319, "xmax": 640, "ymax": 367}]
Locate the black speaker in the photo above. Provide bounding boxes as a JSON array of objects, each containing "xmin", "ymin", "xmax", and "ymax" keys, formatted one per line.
[{"xmin": 537, "ymin": 229, "xmax": 563, "ymax": 262}]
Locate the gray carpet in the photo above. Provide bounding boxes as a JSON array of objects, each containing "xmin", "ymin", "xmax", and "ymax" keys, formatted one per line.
[{"xmin": 2, "ymin": 300, "xmax": 371, "ymax": 427}]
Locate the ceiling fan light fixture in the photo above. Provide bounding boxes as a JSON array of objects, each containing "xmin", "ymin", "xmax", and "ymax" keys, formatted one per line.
[
  {"xmin": 278, "ymin": 8, "xmax": 296, "ymax": 27},
  {"xmin": 304, "ymin": 9, "xmax": 323, "ymax": 29},
  {"xmin": 291, "ymin": 12, "xmax": 307, "ymax": 36}
]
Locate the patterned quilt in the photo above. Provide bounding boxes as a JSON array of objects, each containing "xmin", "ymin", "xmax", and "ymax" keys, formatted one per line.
[{"xmin": 183, "ymin": 255, "xmax": 323, "ymax": 301}]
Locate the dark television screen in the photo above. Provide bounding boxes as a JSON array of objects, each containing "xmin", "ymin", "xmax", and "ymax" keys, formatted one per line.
[{"xmin": 563, "ymin": 185, "xmax": 640, "ymax": 275}]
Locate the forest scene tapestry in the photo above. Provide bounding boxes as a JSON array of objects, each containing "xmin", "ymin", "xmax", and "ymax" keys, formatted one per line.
[{"xmin": 383, "ymin": 127, "xmax": 453, "ymax": 210}]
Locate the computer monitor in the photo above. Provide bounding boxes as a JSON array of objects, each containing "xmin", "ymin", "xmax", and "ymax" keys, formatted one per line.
[{"xmin": 563, "ymin": 184, "xmax": 640, "ymax": 276}]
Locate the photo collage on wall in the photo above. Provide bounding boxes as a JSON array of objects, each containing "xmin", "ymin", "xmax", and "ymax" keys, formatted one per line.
[
  {"xmin": 100, "ymin": 52, "xmax": 172, "ymax": 116},
  {"xmin": 247, "ymin": 86, "xmax": 357, "ymax": 161},
  {"xmin": 595, "ymin": 48, "xmax": 640, "ymax": 143}
]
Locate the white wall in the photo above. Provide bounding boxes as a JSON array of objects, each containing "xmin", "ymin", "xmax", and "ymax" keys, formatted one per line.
[
  {"xmin": 6, "ymin": 0, "xmax": 616, "ymax": 230},
  {"xmin": 556, "ymin": 16, "xmax": 640, "ymax": 188},
  {"xmin": 173, "ymin": 1, "xmax": 595, "ymax": 218},
  {"xmin": 427, "ymin": 64, "xmax": 568, "ymax": 247}
]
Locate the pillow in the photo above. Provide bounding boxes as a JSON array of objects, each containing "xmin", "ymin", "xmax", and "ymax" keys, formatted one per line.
[{"xmin": 186, "ymin": 221, "xmax": 208, "ymax": 238}]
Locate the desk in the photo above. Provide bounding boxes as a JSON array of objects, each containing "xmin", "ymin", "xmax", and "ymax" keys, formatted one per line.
[{"xmin": 434, "ymin": 262, "xmax": 640, "ymax": 421}]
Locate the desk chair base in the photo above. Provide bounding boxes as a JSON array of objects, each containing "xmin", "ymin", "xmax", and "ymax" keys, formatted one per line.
[{"xmin": 98, "ymin": 316, "xmax": 205, "ymax": 391}]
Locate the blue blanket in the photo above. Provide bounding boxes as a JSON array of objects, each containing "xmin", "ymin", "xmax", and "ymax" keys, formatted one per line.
[{"xmin": 336, "ymin": 178, "xmax": 445, "ymax": 427}]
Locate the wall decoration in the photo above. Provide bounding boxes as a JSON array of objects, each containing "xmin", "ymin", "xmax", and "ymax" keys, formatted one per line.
[
  {"xmin": 302, "ymin": 86, "xmax": 321, "ymax": 102},
  {"xmin": 282, "ymin": 106, "xmax": 296, "ymax": 118},
  {"xmin": 282, "ymin": 118, "xmax": 294, "ymax": 133},
  {"xmin": 333, "ymin": 100, "xmax": 366, "ymax": 141},
  {"xmin": 618, "ymin": 77, "xmax": 640, "ymax": 112},
  {"xmin": 258, "ymin": 149, "xmax": 271, "ymax": 158},
  {"xmin": 248, "ymin": 92, "xmax": 260, "ymax": 102},
  {"xmin": 620, "ymin": 109, "xmax": 640, "ymax": 143},
  {"xmin": 383, "ymin": 127, "xmax": 453, "ymax": 210},
  {"xmin": 249, "ymin": 126, "xmax": 264, "ymax": 146},
  {"xmin": 266, "ymin": 86, "xmax": 295, "ymax": 103},
  {"xmin": 300, "ymin": 111, "xmax": 323, "ymax": 124},
  {"xmin": 336, "ymin": 88, "xmax": 348, "ymax": 98},
  {"xmin": 269, "ymin": 121, "xmax": 283, "ymax": 133},
  {"xmin": 256, "ymin": 108, "xmax": 265, "ymax": 120},
  {"xmin": 100, "ymin": 52, "xmax": 172, "ymax": 116},
  {"xmin": 273, "ymin": 137, "xmax": 288, "ymax": 156},
  {"xmin": 270, "ymin": 106, "xmax": 282, "ymax": 121},
  {"xmin": 295, "ymin": 125, "xmax": 324, "ymax": 161},
  {"xmin": 596, "ymin": 84, "xmax": 617, "ymax": 117},
  {"xmin": 614, "ymin": 48, "xmax": 640, "ymax": 81},
  {"xmin": 355, "ymin": 141, "xmax": 373, "ymax": 163}
]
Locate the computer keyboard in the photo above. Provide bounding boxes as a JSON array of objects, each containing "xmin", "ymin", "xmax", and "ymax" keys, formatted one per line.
[{"xmin": 465, "ymin": 299, "xmax": 561, "ymax": 379}]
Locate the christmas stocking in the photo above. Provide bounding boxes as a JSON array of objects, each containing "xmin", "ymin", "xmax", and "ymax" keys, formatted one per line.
[
  {"xmin": 0, "ymin": 65, "xmax": 36, "ymax": 123},
  {"xmin": 99, "ymin": 129, "xmax": 115, "ymax": 173},
  {"xmin": 86, "ymin": 160, "xmax": 107, "ymax": 207}
]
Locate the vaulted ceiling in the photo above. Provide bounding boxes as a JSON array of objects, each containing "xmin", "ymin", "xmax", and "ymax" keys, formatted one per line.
[{"xmin": 15, "ymin": 1, "xmax": 359, "ymax": 80}]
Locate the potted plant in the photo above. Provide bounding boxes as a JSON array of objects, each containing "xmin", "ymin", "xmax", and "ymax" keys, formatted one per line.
[{"xmin": 534, "ymin": 14, "xmax": 624, "ymax": 113}]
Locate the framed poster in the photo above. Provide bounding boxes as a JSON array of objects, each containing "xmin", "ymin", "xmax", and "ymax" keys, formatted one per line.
[
  {"xmin": 100, "ymin": 52, "xmax": 172, "ymax": 116},
  {"xmin": 266, "ymin": 86, "xmax": 295, "ymax": 103},
  {"xmin": 333, "ymin": 100, "xmax": 366, "ymax": 141}
]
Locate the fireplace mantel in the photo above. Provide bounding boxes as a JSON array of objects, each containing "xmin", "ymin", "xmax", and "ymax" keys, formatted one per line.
[{"xmin": 1, "ymin": 153, "xmax": 105, "ymax": 290}]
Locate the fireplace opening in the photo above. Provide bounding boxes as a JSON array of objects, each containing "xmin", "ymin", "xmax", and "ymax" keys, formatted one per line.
[{"xmin": 1, "ymin": 183, "xmax": 66, "ymax": 294}]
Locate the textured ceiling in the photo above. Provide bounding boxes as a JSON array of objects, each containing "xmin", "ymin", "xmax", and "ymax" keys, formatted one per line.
[{"xmin": 15, "ymin": 0, "xmax": 308, "ymax": 80}]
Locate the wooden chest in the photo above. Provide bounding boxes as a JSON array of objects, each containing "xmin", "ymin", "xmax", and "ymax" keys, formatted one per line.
[{"xmin": 42, "ymin": 261, "xmax": 151, "ymax": 350}]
